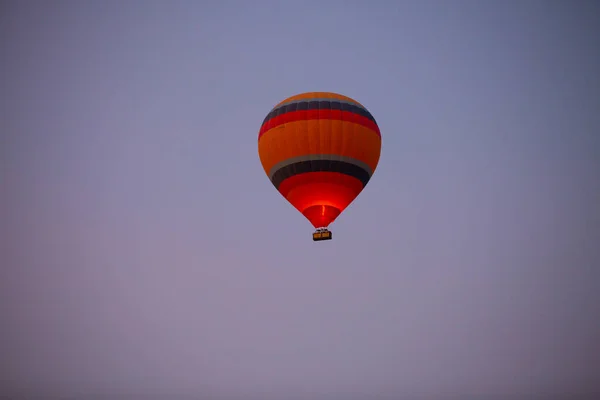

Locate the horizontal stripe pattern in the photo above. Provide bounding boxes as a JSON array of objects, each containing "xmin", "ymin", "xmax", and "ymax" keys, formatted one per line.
[
  {"xmin": 258, "ymin": 119, "xmax": 382, "ymax": 174},
  {"xmin": 271, "ymin": 160, "xmax": 371, "ymax": 190},
  {"xmin": 273, "ymin": 92, "xmax": 366, "ymax": 108},
  {"xmin": 258, "ymin": 109, "xmax": 380, "ymax": 139},
  {"xmin": 276, "ymin": 97, "xmax": 362, "ymax": 109},
  {"xmin": 262, "ymin": 98, "xmax": 375, "ymax": 126},
  {"xmin": 268, "ymin": 154, "xmax": 373, "ymax": 180}
]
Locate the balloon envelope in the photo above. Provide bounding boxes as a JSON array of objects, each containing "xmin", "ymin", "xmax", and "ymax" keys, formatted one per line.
[{"xmin": 258, "ymin": 92, "xmax": 382, "ymax": 229}]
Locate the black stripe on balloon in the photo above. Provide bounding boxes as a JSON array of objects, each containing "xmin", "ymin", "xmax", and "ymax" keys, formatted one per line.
[
  {"xmin": 261, "ymin": 100, "xmax": 377, "ymax": 127},
  {"xmin": 271, "ymin": 160, "xmax": 371, "ymax": 190}
]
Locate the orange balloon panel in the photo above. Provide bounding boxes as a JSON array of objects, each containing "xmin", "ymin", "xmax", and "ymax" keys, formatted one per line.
[{"xmin": 258, "ymin": 92, "xmax": 382, "ymax": 229}]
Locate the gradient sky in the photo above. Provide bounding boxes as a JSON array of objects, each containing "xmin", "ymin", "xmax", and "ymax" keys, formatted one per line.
[{"xmin": 2, "ymin": 1, "xmax": 600, "ymax": 399}]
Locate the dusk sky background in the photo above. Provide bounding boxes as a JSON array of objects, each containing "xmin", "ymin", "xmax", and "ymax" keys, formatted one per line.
[{"xmin": 2, "ymin": 1, "xmax": 600, "ymax": 399}]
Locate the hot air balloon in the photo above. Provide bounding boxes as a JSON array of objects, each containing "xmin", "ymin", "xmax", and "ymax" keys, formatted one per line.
[{"xmin": 258, "ymin": 92, "xmax": 381, "ymax": 241}]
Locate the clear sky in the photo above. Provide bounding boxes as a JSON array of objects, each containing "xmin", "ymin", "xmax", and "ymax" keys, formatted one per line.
[{"xmin": 2, "ymin": 1, "xmax": 600, "ymax": 399}]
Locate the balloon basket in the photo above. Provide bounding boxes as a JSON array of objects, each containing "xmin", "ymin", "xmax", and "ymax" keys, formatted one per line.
[{"xmin": 312, "ymin": 228, "xmax": 332, "ymax": 242}]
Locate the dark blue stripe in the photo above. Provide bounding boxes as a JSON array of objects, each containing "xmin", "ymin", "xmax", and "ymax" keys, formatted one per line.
[{"xmin": 261, "ymin": 100, "xmax": 377, "ymax": 127}]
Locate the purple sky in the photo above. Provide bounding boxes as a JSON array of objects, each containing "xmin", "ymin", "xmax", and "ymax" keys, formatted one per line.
[{"xmin": 2, "ymin": 1, "xmax": 600, "ymax": 399}]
